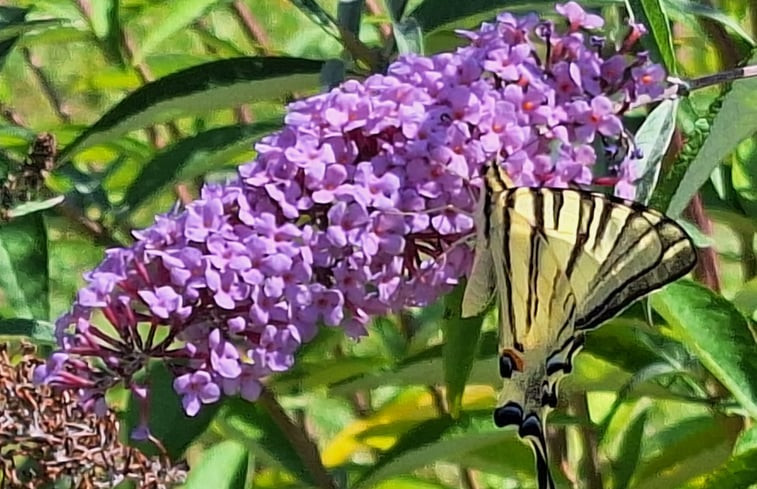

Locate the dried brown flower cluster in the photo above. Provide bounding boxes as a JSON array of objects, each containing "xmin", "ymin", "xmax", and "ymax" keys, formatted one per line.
[
  {"xmin": 0, "ymin": 344, "xmax": 187, "ymax": 489},
  {"xmin": 0, "ymin": 132, "xmax": 57, "ymax": 220}
]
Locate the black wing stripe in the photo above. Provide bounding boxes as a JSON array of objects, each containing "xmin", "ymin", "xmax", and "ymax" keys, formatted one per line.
[
  {"xmin": 502, "ymin": 191, "xmax": 518, "ymax": 342},
  {"xmin": 564, "ymin": 194, "xmax": 593, "ymax": 278},
  {"xmin": 591, "ymin": 194, "xmax": 613, "ymax": 253},
  {"xmin": 576, "ymin": 232, "xmax": 695, "ymax": 330},
  {"xmin": 527, "ymin": 190, "xmax": 545, "ymax": 334}
]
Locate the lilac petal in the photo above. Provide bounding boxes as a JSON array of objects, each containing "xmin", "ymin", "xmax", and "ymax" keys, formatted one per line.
[
  {"xmin": 240, "ymin": 378, "xmax": 262, "ymax": 401},
  {"xmin": 198, "ymin": 381, "xmax": 221, "ymax": 403},
  {"xmin": 173, "ymin": 373, "xmax": 192, "ymax": 394},
  {"xmin": 182, "ymin": 393, "xmax": 201, "ymax": 417}
]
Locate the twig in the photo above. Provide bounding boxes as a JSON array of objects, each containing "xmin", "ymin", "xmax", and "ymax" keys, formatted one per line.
[
  {"xmin": 173, "ymin": 184, "xmax": 194, "ymax": 205},
  {"xmin": 118, "ymin": 30, "xmax": 182, "ymax": 145},
  {"xmin": 364, "ymin": 0, "xmax": 392, "ymax": 41},
  {"xmin": 427, "ymin": 386, "xmax": 479, "ymax": 489},
  {"xmin": 428, "ymin": 385, "xmax": 447, "ymax": 415},
  {"xmin": 570, "ymin": 393, "xmax": 602, "ymax": 489},
  {"xmin": 258, "ymin": 388, "xmax": 337, "ymax": 489},
  {"xmin": 738, "ymin": 231, "xmax": 757, "ymax": 281},
  {"xmin": 686, "ymin": 193, "xmax": 721, "ymax": 292},
  {"xmin": 231, "ymin": 0, "xmax": 272, "ymax": 54},
  {"xmin": 548, "ymin": 424, "xmax": 577, "ymax": 487},
  {"xmin": 629, "ymin": 64, "xmax": 757, "ymax": 110},
  {"xmin": 54, "ymin": 200, "xmax": 125, "ymax": 248},
  {"xmin": 234, "ymin": 106, "xmax": 253, "ymax": 124},
  {"xmin": 0, "ymin": 103, "xmax": 25, "ymax": 126},
  {"xmin": 460, "ymin": 466, "xmax": 480, "ymax": 489},
  {"xmin": 21, "ymin": 48, "xmax": 72, "ymax": 123}
]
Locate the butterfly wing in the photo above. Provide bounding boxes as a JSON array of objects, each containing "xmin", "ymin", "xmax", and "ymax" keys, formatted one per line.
[
  {"xmin": 462, "ymin": 161, "xmax": 697, "ymax": 489},
  {"xmin": 511, "ymin": 188, "xmax": 697, "ymax": 331}
]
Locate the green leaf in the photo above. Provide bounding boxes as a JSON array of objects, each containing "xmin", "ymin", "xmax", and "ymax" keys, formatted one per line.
[
  {"xmin": 89, "ymin": 0, "xmax": 124, "ymax": 65},
  {"xmin": 678, "ymin": 448, "xmax": 757, "ymax": 489},
  {"xmin": 0, "ymin": 317, "xmax": 55, "ymax": 344},
  {"xmin": 583, "ymin": 319, "xmax": 664, "ymax": 373},
  {"xmin": 122, "ymin": 121, "xmax": 281, "ymax": 211},
  {"xmin": 132, "ymin": 0, "xmax": 226, "ymax": 62},
  {"xmin": 0, "ymin": 6, "xmax": 27, "ymax": 68},
  {"xmin": 7, "ymin": 196, "xmax": 65, "ymax": 219},
  {"xmin": 354, "ymin": 411, "xmax": 564, "ymax": 487},
  {"xmin": 677, "ymin": 219, "xmax": 715, "ymax": 248},
  {"xmin": 631, "ymin": 99, "xmax": 678, "ymax": 204},
  {"xmin": 126, "ymin": 361, "xmax": 219, "ymax": 459},
  {"xmin": 0, "ymin": 213, "xmax": 49, "ymax": 319},
  {"xmin": 732, "ymin": 137, "xmax": 757, "ymax": 218},
  {"xmin": 394, "ymin": 17, "xmax": 424, "ymax": 54},
  {"xmin": 408, "ymin": 0, "xmax": 616, "ymax": 36},
  {"xmin": 372, "ymin": 476, "xmax": 456, "ymax": 489},
  {"xmin": 734, "ymin": 425, "xmax": 757, "ymax": 455},
  {"xmin": 597, "ymin": 363, "xmax": 677, "ymax": 439},
  {"xmin": 634, "ymin": 415, "xmax": 739, "ymax": 488},
  {"xmin": 651, "ymin": 281, "xmax": 757, "ymax": 419},
  {"xmin": 384, "ymin": 0, "xmax": 410, "ymax": 21},
  {"xmin": 57, "ymin": 57, "xmax": 324, "ymax": 163},
  {"xmin": 183, "ymin": 440, "xmax": 249, "ymax": 489},
  {"xmin": 442, "ymin": 283, "xmax": 485, "ymax": 418},
  {"xmin": 627, "ymin": 0, "xmax": 677, "ymax": 73},
  {"xmin": 0, "ymin": 18, "xmax": 64, "ymax": 42},
  {"xmin": 272, "ymin": 356, "xmax": 389, "ymax": 393},
  {"xmin": 611, "ymin": 409, "xmax": 648, "ymax": 489},
  {"xmin": 218, "ymin": 398, "xmax": 315, "ymax": 485},
  {"xmin": 665, "ymin": 51, "xmax": 757, "ymax": 217},
  {"xmin": 664, "ymin": 0, "xmax": 755, "ymax": 47},
  {"xmin": 288, "ymin": 0, "xmax": 340, "ymax": 40}
]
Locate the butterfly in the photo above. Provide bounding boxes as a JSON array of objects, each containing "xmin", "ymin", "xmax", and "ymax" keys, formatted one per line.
[{"xmin": 461, "ymin": 160, "xmax": 697, "ymax": 489}]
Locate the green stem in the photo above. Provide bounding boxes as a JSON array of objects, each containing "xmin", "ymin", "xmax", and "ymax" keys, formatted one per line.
[{"xmin": 258, "ymin": 388, "xmax": 337, "ymax": 489}]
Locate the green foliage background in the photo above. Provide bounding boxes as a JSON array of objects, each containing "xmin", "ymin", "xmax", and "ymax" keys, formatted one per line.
[{"xmin": 1, "ymin": 1, "xmax": 757, "ymax": 488}]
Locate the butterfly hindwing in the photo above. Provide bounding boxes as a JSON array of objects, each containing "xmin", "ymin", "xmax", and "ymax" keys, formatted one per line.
[{"xmin": 516, "ymin": 188, "xmax": 697, "ymax": 331}]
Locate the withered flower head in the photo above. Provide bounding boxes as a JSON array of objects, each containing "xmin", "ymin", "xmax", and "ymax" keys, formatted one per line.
[{"xmin": 0, "ymin": 344, "xmax": 187, "ymax": 489}]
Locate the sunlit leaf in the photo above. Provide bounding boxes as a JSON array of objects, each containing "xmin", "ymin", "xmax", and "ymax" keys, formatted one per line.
[
  {"xmin": 631, "ymin": 99, "xmax": 678, "ymax": 204},
  {"xmin": 0, "ymin": 18, "xmax": 64, "ymax": 42},
  {"xmin": 665, "ymin": 51, "xmax": 757, "ymax": 217},
  {"xmin": 122, "ymin": 121, "xmax": 282, "ymax": 211},
  {"xmin": 125, "ymin": 361, "xmax": 219, "ymax": 459},
  {"xmin": 218, "ymin": 397, "xmax": 315, "ymax": 485},
  {"xmin": 634, "ymin": 415, "xmax": 739, "ymax": 489},
  {"xmin": 58, "ymin": 57, "xmax": 324, "ymax": 163},
  {"xmin": 627, "ymin": 0, "xmax": 677, "ymax": 73},
  {"xmin": 0, "ymin": 213, "xmax": 49, "ymax": 319},
  {"xmin": 652, "ymin": 281, "xmax": 757, "ymax": 419},
  {"xmin": 611, "ymin": 409, "xmax": 648, "ymax": 489},
  {"xmin": 7, "ymin": 196, "xmax": 64, "ymax": 219},
  {"xmin": 0, "ymin": 6, "xmax": 26, "ymax": 68},
  {"xmin": 132, "ymin": 0, "xmax": 226, "ymax": 62},
  {"xmin": 408, "ymin": 0, "xmax": 617, "ymax": 36},
  {"xmin": 288, "ymin": 0, "xmax": 340, "ymax": 40},
  {"xmin": 0, "ymin": 317, "xmax": 55, "ymax": 344},
  {"xmin": 442, "ymin": 283, "xmax": 485, "ymax": 418},
  {"xmin": 184, "ymin": 440, "xmax": 249, "ymax": 489},
  {"xmin": 678, "ymin": 448, "xmax": 757, "ymax": 489},
  {"xmin": 664, "ymin": 0, "xmax": 755, "ymax": 47}
]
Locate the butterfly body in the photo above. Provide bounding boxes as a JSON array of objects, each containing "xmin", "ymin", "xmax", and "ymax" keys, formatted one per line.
[{"xmin": 462, "ymin": 162, "xmax": 697, "ymax": 489}]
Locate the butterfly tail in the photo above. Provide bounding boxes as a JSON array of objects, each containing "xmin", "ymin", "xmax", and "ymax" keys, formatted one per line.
[
  {"xmin": 532, "ymin": 440, "xmax": 556, "ymax": 489},
  {"xmin": 521, "ymin": 415, "xmax": 556, "ymax": 489}
]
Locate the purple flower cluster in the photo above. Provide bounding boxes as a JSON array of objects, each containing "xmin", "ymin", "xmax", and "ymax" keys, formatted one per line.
[{"xmin": 36, "ymin": 2, "xmax": 665, "ymax": 422}]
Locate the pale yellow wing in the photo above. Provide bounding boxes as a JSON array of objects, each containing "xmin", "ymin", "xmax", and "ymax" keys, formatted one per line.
[{"xmin": 506, "ymin": 187, "xmax": 697, "ymax": 332}]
